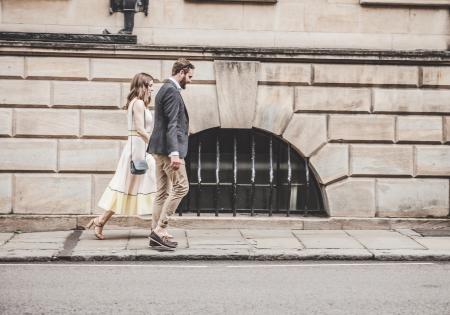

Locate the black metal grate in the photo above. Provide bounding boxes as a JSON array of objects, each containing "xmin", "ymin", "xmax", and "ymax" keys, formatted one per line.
[{"xmin": 177, "ymin": 128, "xmax": 326, "ymax": 217}]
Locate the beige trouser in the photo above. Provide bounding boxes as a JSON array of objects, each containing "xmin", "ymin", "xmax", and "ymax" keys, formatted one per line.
[{"xmin": 151, "ymin": 154, "xmax": 189, "ymax": 229}]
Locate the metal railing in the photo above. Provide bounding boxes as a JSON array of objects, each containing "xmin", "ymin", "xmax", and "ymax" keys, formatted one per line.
[{"xmin": 177, "ymin": 128, "xmax": 326, "ymax": 217}]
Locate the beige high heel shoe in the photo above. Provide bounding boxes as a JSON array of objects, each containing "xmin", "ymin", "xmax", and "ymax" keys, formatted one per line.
[{"xmin": 85, "ymin": 217, "xmax": 105, "ymax": 240}]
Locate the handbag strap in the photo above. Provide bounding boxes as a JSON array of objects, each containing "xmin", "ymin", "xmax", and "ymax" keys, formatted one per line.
[{"xmin": 130, "ymin": 99, "xmax": 146, "ymax": 161}]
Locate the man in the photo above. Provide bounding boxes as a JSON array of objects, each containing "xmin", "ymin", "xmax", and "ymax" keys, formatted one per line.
[{"xmin": 147, "ymin": 58, "xmax": 195, "ymax": 249}]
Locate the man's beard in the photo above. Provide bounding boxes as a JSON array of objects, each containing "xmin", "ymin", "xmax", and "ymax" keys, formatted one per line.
[{"xmin": 180, "ymin": 77, "xmax": 187, "ymax": 89}]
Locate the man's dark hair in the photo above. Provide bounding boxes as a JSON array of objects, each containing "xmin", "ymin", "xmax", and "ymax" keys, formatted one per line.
[{"xmin": 172, "ymin": 58, "xmax": 195, "ymax": 76}]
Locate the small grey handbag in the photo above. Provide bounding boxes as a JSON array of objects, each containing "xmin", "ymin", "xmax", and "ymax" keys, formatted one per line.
[{"xmin": 130, "ymin": 103, "xmax": 148, "ymax": 175}]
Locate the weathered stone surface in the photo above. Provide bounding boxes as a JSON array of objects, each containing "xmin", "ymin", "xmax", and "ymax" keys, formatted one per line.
[
  {"xmin": 91, "ymin": 59, "xmax": 162, "ymax": 81},
  {"xmin": 0, "ymin": 139, "xmax": 57, "ymax": 171},
  {"xmin": 81, "ymin": 109, "xmax": 127, "ymax": 138},
  {"xmin": 0, "ymin": 108, "xmax": 12, "ymax": 136},
  {"xmin": 373, "ymin": 89, "xmax": 450, "ymax": 113},
  {"xmin": 396, "ymin": 116, "xmax": 443, "ymax": 143},
  {"xmin": 15, "ymin": 108, "xmax": 79, "ymax": 137},
  {"xmin": 413, "ymin": 237, "xmax": 450, "ymax": 250},
  {"xmin": 93, "ymin": 174, "xmax": 113, "ymax": 214},
  {"xmin": 14, "ymin": 174, "xmax": 91, "ymax": 214},
  {"xmin": 259, "ymin": 63, "xmax": 311, "ymax": 84},
  {"xmin": 0, "ymin": 79, "xmax": 50, "ymax": 106},
  {"xmin": 329, "ymin": 114, "xmax": 395, "ymax": 142},
  {"xmin": 0, "ymin": 56, "xmax": 24, "ymax": 78},
  {"xmin": 310, "ymin": 144, "xmax": 348, "ymax": 184},
  {"xmin": 58, "ymin": 139, "xmax": 120, "ymax": 172},
  {"xmin": 359, "ymin": 6, "xmax": 410, "ymax": 34},
  {"xmin": 293, "ymin": 230, "xmax": 364, "ymax": 249},
  {"xmin": 445, "ymin": 117, "xmax": 450, "ymax": 143},
  {"xmin": 26, "ymin": 57, "xmax": 89, "ymax": 80},
  {"xmin": 422, "ymin": 67, "xmax": 450, "ymax": 86},
  {"xmin": 0, "ymin": 174, "xmax": 12, "ymax": 214},
  {"xmin": 181, "ymin": 84, "xmax": 220, "ymax": 134},
  {"xmin": 253, "ymin": 85, "xmax": 294, "ymax": 135},
  {"xmin": 295, "ymin": 87, "xmax": 371, "ymax": 112},
  {"xmin": 304, "ymin": 3, "xmax": 360, "ymax": 33},
  {"xmin": 376, "ymin": 179, "xmax": 449, "ymax": 218},
  {"xmin": 215, "ymin": 61, "xmax": 259, "ymax": 129},
  {"xmin": 162, "ymin": 60, "xmax": 214, "ymax": 82},
  {"xmin": 346, "ymin": 230, "xmax": 425, "ymax": 250},
  {"xmin": 415, "ymin": 145, "xmax": 450, "ymax": 176},
  {"xmin": 326, "ymin": 178, "xmax": 376, "ymax": 217},
  {"xmin": 0, "ymin": 215, "xmax": 78, "ymax": 233},
  {"xmin": 350, "ymin": 144, "xmax": 413, "ymax": 176},
  {"xmin": 313, "ymin": 64, "xmax": 419, "ymax": 86},
  {"xmin": 53, "ymin": 81, "xmax": 121, "ymax": 108},
  {"xmin": 282, "ymin": 114, "xmax": 327, "ymax": 157}
]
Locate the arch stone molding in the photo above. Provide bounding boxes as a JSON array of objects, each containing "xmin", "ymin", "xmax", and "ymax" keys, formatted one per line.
[{"xmin": 185, "ymin": 60, "xmax": 359, "ymax": 217}]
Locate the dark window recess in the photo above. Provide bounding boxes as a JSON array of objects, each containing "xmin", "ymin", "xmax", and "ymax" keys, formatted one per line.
[{"xmin": 177, "ymin": 128, "xmax": 326, "ymax": 217}]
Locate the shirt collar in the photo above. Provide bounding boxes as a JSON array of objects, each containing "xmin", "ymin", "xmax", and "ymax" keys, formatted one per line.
[{"xmin": 168, "ymin": 77, "xmax": 182, "ymax": 91}]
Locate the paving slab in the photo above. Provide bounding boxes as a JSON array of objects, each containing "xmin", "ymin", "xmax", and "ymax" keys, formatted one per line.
[
  {"xmin": 412, "ymin": 237, "xmax": 450, "ymax": 250},
  {"xmin": 0, "ymin": 233, "xmax": 14, "ymax": 246},
  {"xmin": 293, "ymin": 230, "xmax": 364, "ymax": 249},
  {"xmin": 346, "ymin": 230, "xmax": 425, "ymax": 250},
  {"xmin": 187, "ymin": 229, "xmax": 247, "ymax": 247}
]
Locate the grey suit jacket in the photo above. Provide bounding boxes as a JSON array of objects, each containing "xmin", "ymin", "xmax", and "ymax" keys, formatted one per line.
[{"xmin": 147, "ymin": 80, "xmax": 190, "ymax": 158}]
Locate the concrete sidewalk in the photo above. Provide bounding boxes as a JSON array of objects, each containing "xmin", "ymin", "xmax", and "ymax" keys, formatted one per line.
[{"xmin": 1, "ymin": 228, "xmax": 450, "ymax": 262}]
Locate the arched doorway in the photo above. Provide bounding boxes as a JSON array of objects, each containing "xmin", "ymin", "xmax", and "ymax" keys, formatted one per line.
[{"xmin": 178, "ymin": 128, "xmax": 326, "ymax": 217}]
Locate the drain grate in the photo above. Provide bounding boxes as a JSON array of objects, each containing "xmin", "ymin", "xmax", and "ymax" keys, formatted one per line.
[{"xmin": 413, "ymin": 229, "xmax": 450, "ymax": 237}]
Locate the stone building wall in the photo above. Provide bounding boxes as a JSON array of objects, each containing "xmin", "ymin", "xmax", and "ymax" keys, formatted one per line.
[
  {"xmin": 0, "ymin": 45, "xmax": 449, "ymax": 219},
  {"xmin": 0, "ymin": 0, "xmax": 449, "ymax": 50}
]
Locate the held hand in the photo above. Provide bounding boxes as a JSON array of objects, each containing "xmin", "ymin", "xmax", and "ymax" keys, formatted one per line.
[{"xmin": 170, "ymin": 155, "xmax": 181, "ymax": 170}]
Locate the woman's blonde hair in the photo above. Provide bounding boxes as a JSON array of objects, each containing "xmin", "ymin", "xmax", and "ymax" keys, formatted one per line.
[{"xmin": 124, "ymin": 72, "xmax": 154, "ymax": 110}]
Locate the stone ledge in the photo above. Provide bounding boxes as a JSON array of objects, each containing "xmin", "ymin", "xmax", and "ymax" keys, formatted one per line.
[
  {"xmin": 0, "ymin": 32, "xmax": 137, "ymax": 44},
  {"xmin": 1, "ymin": 215, "xmax": 449, "ymax": 233},
  {"xmin": 0, "ymin": 41, "xmax": 449, "ymax": 64}
]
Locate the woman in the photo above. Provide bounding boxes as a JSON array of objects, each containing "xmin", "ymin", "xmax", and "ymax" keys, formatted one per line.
[{"xmin": 86, "ymin": 72, "xmax": 156, "ymax": 240}]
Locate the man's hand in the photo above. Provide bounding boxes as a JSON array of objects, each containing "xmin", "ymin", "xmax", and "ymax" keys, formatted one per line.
[{"xmin": 170, "ymin": 155, "xmax": 181, "ymax": 170}]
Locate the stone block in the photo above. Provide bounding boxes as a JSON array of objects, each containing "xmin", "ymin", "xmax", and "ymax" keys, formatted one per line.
[
  {"xmin": 181, "ymin": 84, "xmax": 220, "ymax": 134},
  {"xmin": 314, "ymin": 64, "xmax": 419, "ymax": 86},
  {"xmin": 376, "ymin": 179, "xmax": 449, "ymax": 218},
  {"xmin": 310, "ymin": 144, "xmax": 349, "ymax": 184},
  {"xmin": 81, "ymin": 109, "xmax": 127, "ymax": 138},
  {"xmin": 15, "ymin": 108, "xmax": 79, "ymax": 137},
  {"xmin": 93, "ymin": 174, "xmax": 113, "ymax": 214},
  {"xmin": 259, "ymin": 63, "xmax": 311, "ymax": 84},
  {"xmin": 422, "ymin": 67, "xmax": 450, "ymax": 87},
  {"xmin": 253, "ymin": 86, "xmax": 294, "ymax": 135},
  {"xmin": 329, "ymin": 114, "xmax": 395, "ymax": 142},
  {"xmin": 162, "ymin": 60, "xmax": 214, "ymax": 82},
  {"xmin": 304, "ymin": 3, "xmax": 360, "ymax": 33},
  {"xmin": 350, "ymin": 144, "xmax": 413, "ymax": 176},
  {"xmin": 415, "ymin": 145, "xmax": 450, "ymax": 176},
  {"xmin": 215, "ymin": 61, "xmax": 259, "ymax": 129},
  {"xmin": 391, "ymin": 34, "xmax": 448, "ymax": 51},
  {"xmin": 359, "ymin": 6, "xmax": 410, "ymax": 34},
  {"xmin": 58, "ymin": 139, "xmax": 121, "ymax": 172},
  {"xmin": 396, "ymin": 116, "xmax": 443, "ymax": 143},
  {"xmin": 295, "ymin": 87, "xmax": 371, "ymax": 112},
  {"xmin": 91, "ymin": 59, "xmax": 162, "ymax": 81},
  {"xmin": 274, "ymin": 1, "xmax": 305, "ymax": 32},
  {"xmin": 326, "ymin": 178, "xmax": 376, "ymax": 217},
  {"xmin": 14, "ymin": 174, "xmax": 91, "ymax": 214},
  {"xmin": 0, "ymin": 109, "xmax": 12, "ymax": 136},
  {"xmin": 53, "ymin": 81, "xmax": 121, "ymax": 108},
  {"xmin": 0, "ymin": 139, "xmax": 57, "ymax": 171},
  {"xmin": 409, "ymin": 9, "xmax": 450, "ymax": 35},
  {"xmin": 445, "ymin": 117, "xmax": 450, "ymax": 143},
  {"xmin": 0, "ymin": 174, "xmax": 12, "ymax": 214},
  {"xmin": 26, "ymin": 57, "xmax": 89, "ymax": 80},
  {"xmin": 0, "ymin": 80, "xmax": 50, "ymax": 106},
  {"xmin": 0, "ymin": 56, "xmax": 24, "ymax": 78},
  {"xmin": 373, "ymin": 89, "xmax": 450, "ymax": 113},
  {"xmin": 282, "ymin": 114, "xmax": 327, "ymax": 157}
]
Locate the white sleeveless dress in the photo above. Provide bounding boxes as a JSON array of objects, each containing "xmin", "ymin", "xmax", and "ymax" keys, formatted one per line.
[{"xmin": 97, "ymin": 99, "xmax": 156, "ymax": 215}]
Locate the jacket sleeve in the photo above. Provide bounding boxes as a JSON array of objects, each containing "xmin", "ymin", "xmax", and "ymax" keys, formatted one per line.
[{"xmin": 162, "ymin": 88, "xmax": 180, "ymax": 154}]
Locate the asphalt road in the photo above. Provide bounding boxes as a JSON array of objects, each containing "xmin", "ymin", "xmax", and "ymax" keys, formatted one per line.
[{"xmin": 1, "ymin": 261, "xmax": 449, "ymax": 315}]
